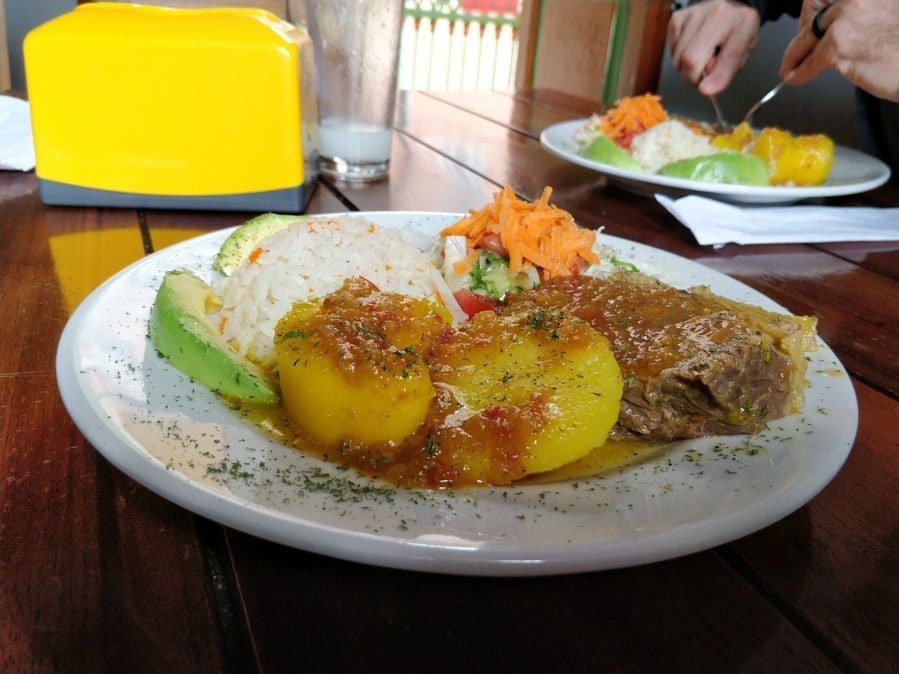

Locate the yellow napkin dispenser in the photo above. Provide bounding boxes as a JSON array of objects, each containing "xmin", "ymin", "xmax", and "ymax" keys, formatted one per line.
[{"xmin": 24, "ymin": 3, "xmax": 318, "ymax": 212}]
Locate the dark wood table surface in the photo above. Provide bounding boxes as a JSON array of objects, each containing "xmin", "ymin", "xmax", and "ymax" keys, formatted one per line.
[{"xmin": 1, "ymin": 88, "xmax": 897, "ymax": 673}]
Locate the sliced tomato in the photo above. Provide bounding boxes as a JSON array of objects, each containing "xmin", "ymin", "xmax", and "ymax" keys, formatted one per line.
[
  {"xmin": 570, "ymin": 255, "xmax": 589, "ymax": 275},
  {"xmin": 476, "ymin": 233, "xmax": 508, "ymax": 257},
  {"xmin": 617, "ymin": 132, "xmax": 636, "ymax": 149},
  {"xmin": 616, "ymin": 123, "xmax": 645, "ymax": 149},
  {"xmin": 453, "ymin": 289, "xmax": 500, "ymax": 319}
]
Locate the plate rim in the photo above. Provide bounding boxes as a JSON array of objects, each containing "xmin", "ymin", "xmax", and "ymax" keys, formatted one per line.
[{"xmin": 55, "ymin": 211, "xmax": 859, "ymax": 576}]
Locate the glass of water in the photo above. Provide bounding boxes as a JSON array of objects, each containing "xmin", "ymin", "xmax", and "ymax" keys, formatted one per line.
[{"xmin": 305, "ymin": 0, "xmax": 403, "ymax": 182}]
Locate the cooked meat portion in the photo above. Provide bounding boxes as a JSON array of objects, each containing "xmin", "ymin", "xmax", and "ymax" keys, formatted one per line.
[{"xmin": 504, "ymin": 272, "xmax": 817, "ymax": 440}]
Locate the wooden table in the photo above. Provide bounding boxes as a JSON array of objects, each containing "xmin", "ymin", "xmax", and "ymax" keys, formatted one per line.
[{"xmin": 1, "ymin": 89, "xmax": 897, "ymax": 673}]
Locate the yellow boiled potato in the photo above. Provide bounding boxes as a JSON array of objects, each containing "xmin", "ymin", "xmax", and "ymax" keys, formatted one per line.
[
  {"xmin": 274, "ymin": 279, "xmax": 445, "ymax": 446},
  {"xmin": 430, "ymin": 307, "xmax": 623, "ymax": 483},
  {"xmin": 276, "ymin": 335, "xmax": 434, "ymax": 445}
]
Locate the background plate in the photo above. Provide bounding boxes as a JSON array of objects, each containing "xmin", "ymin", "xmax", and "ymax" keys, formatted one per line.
[
  {"xmin": 541, "ymin": 119, "xmax": 891, "ymax": 204},
  {"xmin": 56, "ymin": 212, "xmax": 857, "ymax": 576}
]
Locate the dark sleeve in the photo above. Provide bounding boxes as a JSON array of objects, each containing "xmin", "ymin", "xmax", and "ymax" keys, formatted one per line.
[{"xmin": 740, "ymin": 0, "xmax": 802, "ymax": 22}]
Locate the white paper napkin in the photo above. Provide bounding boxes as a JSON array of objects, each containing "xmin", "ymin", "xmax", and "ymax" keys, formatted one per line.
[
  {"xmin": 656, "ymin": 194, "xmax": 899, "ymax": 246},
  {"xmin": 0, "ymin": 95, "xmax": 36, "ymax": 171}
]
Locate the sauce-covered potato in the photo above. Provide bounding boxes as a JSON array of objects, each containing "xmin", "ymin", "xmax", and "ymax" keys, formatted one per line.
[
  {"xmin": 427, "ymin": 306, "xmax": 623, "ymax": 485},
  {"xmin": 274, "ymin": 278, "xmax": 449, "ymax": 446},
  {"xmin": 272, "ymin": 278, "xmax": 623, "ymax": 488}
]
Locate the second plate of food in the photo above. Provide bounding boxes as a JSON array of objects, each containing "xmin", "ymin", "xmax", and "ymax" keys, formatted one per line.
[{"xmin": 541, "ymin": 119, "xmax": 891, "ymax": 204}]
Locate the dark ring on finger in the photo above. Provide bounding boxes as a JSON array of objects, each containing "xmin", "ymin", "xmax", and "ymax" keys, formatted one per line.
[{"xmin": 812, "ymin": 7, "xmax": 828, "ymax": 39}]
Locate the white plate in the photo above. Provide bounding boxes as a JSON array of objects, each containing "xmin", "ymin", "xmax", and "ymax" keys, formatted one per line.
[
  {"xmin": 56, "ymin": 212, "xmax": 857, "ymax": 576},
  {"xmin": 541, "ymin": 119, "xmax": 891, "ymax": 204}
]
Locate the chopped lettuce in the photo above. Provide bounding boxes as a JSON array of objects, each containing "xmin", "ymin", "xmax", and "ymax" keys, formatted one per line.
[
  {"xmin": 440, "ymin": 236, "xmax": 536, "ymax": 300},
  {"xmin": 469, "ymin": 250, "xmax": 528, "ymax": 299}
]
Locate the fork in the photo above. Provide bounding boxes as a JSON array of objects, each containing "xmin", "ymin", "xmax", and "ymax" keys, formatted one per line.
[
  {"xmin": 742, "ymin": 79, "xmax": 786, "ymax": 127},
  {"xmin": 703, "ymin": 48, "xmax": 731, "ymax": 133},
  {"xmin": 708, "ymin": 94, "xmax": 730, "ymax": 134}
]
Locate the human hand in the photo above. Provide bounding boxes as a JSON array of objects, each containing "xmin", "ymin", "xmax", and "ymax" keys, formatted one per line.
[
  {"xmin": 781, "ymin": 0, "xmax": 899, "ymax": 102},
  {"xmin": 667, "ymin": 0, "xmax": 761, "ymax": 96}
]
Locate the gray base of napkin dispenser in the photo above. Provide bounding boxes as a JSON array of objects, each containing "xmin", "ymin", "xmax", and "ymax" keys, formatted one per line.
[{"xmin": 37, "ymin": 179, "xmax": 316, "ymax": 213}]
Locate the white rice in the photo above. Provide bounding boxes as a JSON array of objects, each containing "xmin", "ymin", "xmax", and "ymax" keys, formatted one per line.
[
  {"xmin": 573, "ymin": 114, "xmax": 603, "ymax": 146},
  {"xmin": 628, "ymin": 119, "xmax": 716, "ymax": 173},
  {"xmin": 215, "ymin": 215, "xmax": 434, "ymax": 371}
]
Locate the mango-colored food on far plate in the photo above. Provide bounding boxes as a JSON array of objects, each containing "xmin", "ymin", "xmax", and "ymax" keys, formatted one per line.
[{"xmin": 749, "ymin": 126, "xmax": 834, "ymax": 186}]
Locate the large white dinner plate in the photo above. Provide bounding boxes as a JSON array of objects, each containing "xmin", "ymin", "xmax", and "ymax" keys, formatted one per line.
[
  {"xmin": 541, "ymin": 119, "xmax": 891, "ymax": 204},
  {"xmin": 56, "ymin": 212, "xmax": 857, "ymax": 576}
]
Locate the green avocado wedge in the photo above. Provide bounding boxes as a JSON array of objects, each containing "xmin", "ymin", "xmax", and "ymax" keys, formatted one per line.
[
  {"xmin": 149, "ymin": 270, "xmax": 279, "ymax": 405},
  {"xmin": 213, "ymin": 213, "xmax": 306, "ymax": 276},
  {"xmin": 658, "ymin": 151, "xmax": 770, "ymax": 186},
  {"xmin": 580, "ymin": 135, "xmax": 642, "ymax": 172}
]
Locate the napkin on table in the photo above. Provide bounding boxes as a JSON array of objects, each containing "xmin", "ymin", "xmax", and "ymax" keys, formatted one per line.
[
  {"xmin": 656, "ymin": 194, "xmax": 899, "ymax": 247},
  {"xmin": 0, "ymin": 95, "xmax": 36, "ymax": 171}
]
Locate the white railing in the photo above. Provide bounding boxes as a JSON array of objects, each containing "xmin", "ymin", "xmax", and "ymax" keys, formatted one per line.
[{"xmin": 398, "ymin": 0, "xmax": 521, "ymax": 91}]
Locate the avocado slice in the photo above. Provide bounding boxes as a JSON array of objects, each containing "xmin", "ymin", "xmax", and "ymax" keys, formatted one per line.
[
  {"xmin": 213, "ymin": 213, "xmax": 306, "ymax": 276},
  {"xmin": 149, "ymin": 270, "xmax": 279, "ymax": 404},
  {"xmin": 658, "ymin": 151, "xmax": 770, "ymax": 185},
  {"xmin": 580, "ymin": 134, "xmax": 642, "ymax": 172}
]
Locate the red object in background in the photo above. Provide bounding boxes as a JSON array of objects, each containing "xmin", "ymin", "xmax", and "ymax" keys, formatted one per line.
[{"xmin": 461, "ymin": 0, "xmax": 520, "ymax": 14}]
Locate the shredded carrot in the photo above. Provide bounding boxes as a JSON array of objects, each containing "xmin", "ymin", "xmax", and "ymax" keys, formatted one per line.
[
  {"xmin": 599, "ymin": 93, "xmax": 667, "ymax": 145},
  {"xmin": 248, "ymin": 246, "xmax": 264, "ymax": 264},
  {"xmin": 440, "ymin": 186, "xmax": 598, "ymax": 280},
  {"xmin": 218, "ymin": 316, "xmax": 229, "ymax": 335}
]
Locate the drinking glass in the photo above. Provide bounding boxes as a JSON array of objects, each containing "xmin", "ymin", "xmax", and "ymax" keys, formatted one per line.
[{"xmin": 305, "ymin": 0, "xmax": 404, "ymax": 182}]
